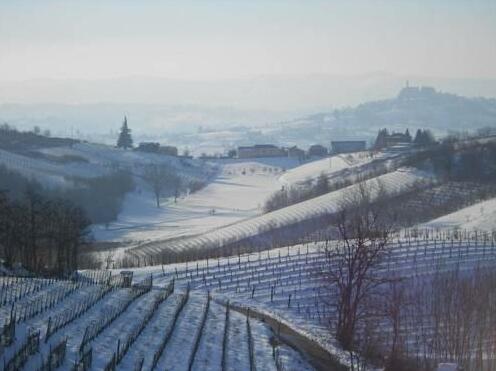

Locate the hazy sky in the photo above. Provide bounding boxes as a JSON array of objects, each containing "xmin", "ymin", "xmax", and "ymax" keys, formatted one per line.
[{"xmin": 1, "ymin": 0, "xmax": 495, "ymax": 82}]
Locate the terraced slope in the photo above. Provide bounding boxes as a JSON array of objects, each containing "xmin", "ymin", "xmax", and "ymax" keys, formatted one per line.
[{"xmin": 0, "ymin": 277, "xmax": 313, "ymax": 370}]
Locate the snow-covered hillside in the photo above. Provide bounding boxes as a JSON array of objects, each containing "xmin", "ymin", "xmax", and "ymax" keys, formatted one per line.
[
  {"xmin": 127, "ymin": 167, "xmax": 433, "ymax": 260},
  {"xmin": 124, "ymin": 234, "xmax": 496, "ymax": 370},
  {"xmin": 278, "ymin": 151, "xmax": 377, "ymax": 186},
  {"xmin": 421, "ymin": 197, "xmax": 496, "ymax": 232},
  {"xmin": 92, "ymin": 161, "xmax": 285, "ymax": 243},
  {"xmin": 39, "ymin": 142, "xmax": 214, "ymax": 182},
  {"xmin": 0, "ymin": 142, "xmax": 215, "ymax": 188},
  {"xmin": 1, "ymin": 276, "xmax": 314, "ymax": 371}
]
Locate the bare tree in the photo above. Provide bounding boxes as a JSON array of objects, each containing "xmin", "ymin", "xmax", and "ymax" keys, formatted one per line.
[
  {"xmin": 143, "ymin": 164, "xmax": 174, "ymax": 208},
  {"xmin": 0, "ymin": 189, "xmax": 89, "ymax": 275},
  {"xmin": 323, "ymin": 180, "xmax": 395, "ymax": 352},
  {"xmin": 171, "ymin": 175, "xmax": 182, "ymax": 203}
]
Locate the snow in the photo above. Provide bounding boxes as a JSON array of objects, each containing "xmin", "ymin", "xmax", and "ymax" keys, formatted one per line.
[
  {"xmin": 0, "ymin": 149, "xmax": 86, "ymax": 187},
  {"xmin": 128, "ymin": 167, "xmax": 433, "ymax": 258},
  {"xmin": 249, "ymin": 319, "xmax": 278, "ymax": 371},
  {"xmin": 279, "ymin": 151, "xmax": 374, "ymax": 186},
  {"xmin": 92, "ymin": 162, "xmax": 283, "ymax": 244},
  {"xmin": 0, "ymin": 142, "xmax": 215, "ymax": 194},
  {"xmin": 224, "ymin": 308, "xmax": 251, "ymax": 371},
  {"xmin": 421, "ymin": 197, "xmax": 496, "ymax": 232},
  {"xmin": 118, "ymin": 291, "xmax": 185, "ymax": 370},
  {"xmin": 5, "ymin": 234, "xmax": 492, "ymax": 370},
  {"xmin": 154, "ymin": 292, "xmax": 207, "ymax": 371},
  {"xmin": 88, "ymin": 289, "xmax": 161, "ymax": 368},
  {"xmin": 191, "ymin": 300, "xmax": 225, "ymax": 370},
  {"xmin": 59, "ymin": 288, "xmax": 134, "ymax": 367},
  {"xmin": 122, "ymin": 234, "xmax": 496, "ymax": 370}
]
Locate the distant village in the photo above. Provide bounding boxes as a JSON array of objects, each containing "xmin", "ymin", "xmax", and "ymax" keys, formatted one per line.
[{"xmin": 133, "ymin": 127, "xmax": 436, "ymax": 161}]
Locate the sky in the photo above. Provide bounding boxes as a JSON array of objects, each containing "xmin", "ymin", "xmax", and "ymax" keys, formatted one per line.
[{"xmin": 1, "ymin": 0, "xmax": 496, "ymax": 82}]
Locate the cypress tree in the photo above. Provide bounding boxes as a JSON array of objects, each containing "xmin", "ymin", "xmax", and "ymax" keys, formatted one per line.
[{"xmin": 117, "ymin": 116, "xmax": 133, "ymax": 149}]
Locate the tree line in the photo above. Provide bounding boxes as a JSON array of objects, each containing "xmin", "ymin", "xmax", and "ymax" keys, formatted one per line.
[
  {"xmin": 0, "ymin": 164, "xmax": 134, "ymax": 225},
  {"xmin": 0, "ymin": 186, "xmax": 89, "ymax": 275},
  {"xmin": 0, "ymin": 164, "xmax": 135, "ymax": 275},
  {"xmin": 410, "ymin": 138, "xmax": 496, "ymax": 182}
]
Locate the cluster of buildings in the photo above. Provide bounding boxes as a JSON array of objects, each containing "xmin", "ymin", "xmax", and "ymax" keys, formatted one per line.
[
  {"xmin": 136, "ymin": 128, "xmax": 420, "ymax": 161},
  {"xmin": 235, "ymin": 129, "xmax": 420, "ymax": 160},
  {"xmin": 236, "ymin": 142, "xmax": 363, "ymax": 159}
]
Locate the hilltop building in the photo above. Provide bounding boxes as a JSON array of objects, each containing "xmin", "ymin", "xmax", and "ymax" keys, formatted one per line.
[{"xmin": 398, "ymin": 82, "xmax": 437, "ymax": 101}]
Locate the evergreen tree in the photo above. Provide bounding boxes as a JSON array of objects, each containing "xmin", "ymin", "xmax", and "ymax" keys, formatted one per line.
[
  {"xmin": 117, "ymin": 116, "xmax": 133, "ymax": 149},
  {"xmin": 423, "ymin": 129, "xmax": 436, "ymax": 145},
  {"xmin": 414, "ymin": 129, "xmax": 436, "ymax": 147},
  {"xmin": 374, "ymin": 129, "xmax": 388, "ymax": 149},
  {"xmin": 414, "ymin": 129, "xmax": 423, "ymax": 145}
]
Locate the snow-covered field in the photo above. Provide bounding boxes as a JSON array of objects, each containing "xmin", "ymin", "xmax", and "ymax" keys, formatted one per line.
[
  {"xmin": 92, "ymin": 161, "xmax": 284, "ymax": 244},
  {"xmin": 421, "ymin": 197, "xmax": 496, "ymax": 232},
  {"xmin": 127, "ymin": 167, "xmax": 433, "ymax": 259}
]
